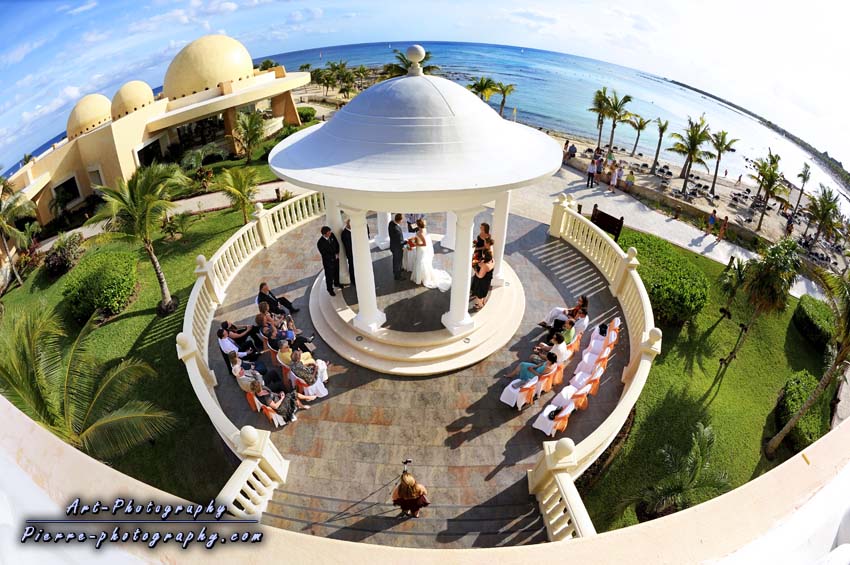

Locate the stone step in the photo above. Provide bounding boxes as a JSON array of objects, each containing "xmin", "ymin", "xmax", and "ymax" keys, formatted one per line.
[
  {"xmin": 309, "ymin": 265, "xmax": 527, "ymax": 375},
  {"xmin": 261, "ymin": 488, "xmax": 547, "ymax": 549}
]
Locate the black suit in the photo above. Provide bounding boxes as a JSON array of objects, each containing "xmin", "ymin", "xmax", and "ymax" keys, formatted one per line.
[
  {"xmin": 341, "ymin": 226, "xmax": 355, "ymax": 284},
  {"xmin": 317, "ymin": 234, "xmax": 341, "ymax": 292},
  {"xmin": 389, "ymin": 220, "xmax": 404, "ymax": 279},
  {"xmin": 258, "ymin": 289, "xmax": 294, "ymax": 316}
]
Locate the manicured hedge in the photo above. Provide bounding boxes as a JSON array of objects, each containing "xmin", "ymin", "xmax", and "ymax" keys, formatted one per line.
[
  {"xmin": 775, "ymin": 370, "xmax": 830, "ymax": 452},
  {"xmin": 618, "ymin": 231, "xmax": 710, "ymax": 324},
  {"xmin": 792, "ymin": 295, "xmax": 835, "ymax": 352},
  {"xmin": 63, "ymin": 251, "xmax": 138, "ymax": 321},
  {"xmin": 297, "ymin": 106, "xmax": 317, "ymax": 123}
]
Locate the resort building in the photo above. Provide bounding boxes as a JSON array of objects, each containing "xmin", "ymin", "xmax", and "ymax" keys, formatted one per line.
[{"xmin": 5, "ymin": 34, "xmax": 307, "ymax": 226}]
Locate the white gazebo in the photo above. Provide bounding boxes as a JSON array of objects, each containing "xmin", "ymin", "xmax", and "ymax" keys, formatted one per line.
[{"xmin": 269, "ymin": 45, "xmax": 561, "ymax": 374}]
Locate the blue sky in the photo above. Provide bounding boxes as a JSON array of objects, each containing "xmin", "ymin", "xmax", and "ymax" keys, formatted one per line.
[{"xmin": 0, "ymin": 0, "xmax": 845, "ymax": 173}]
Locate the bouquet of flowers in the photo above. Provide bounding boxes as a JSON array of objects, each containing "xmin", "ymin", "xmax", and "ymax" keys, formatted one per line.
[{"xmin": 405, "ymin": 238, "xmax": 416, "ymax": 251}]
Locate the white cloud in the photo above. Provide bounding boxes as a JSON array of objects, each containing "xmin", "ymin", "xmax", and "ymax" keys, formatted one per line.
[
  {"xmin": 82, "ymin": 30, "xmax": 110, "ymax": 43},
  {"xmin": 56, "ymin": 4, "xmax": 71, "ymax": 12},
  {"xmin": 0, "ymin": 39, "xmax": 47, "ymax": 67},
  {"xmin": 68, "ymin": 1, "xmax": 98, "ymax": 15},
  {"xmin": 202, "ymin": 1, "xmax": 238, "ymax": 14},
  {"xmin": 500, "ymin": 8, "xmax": 559, "ymax": 33}
]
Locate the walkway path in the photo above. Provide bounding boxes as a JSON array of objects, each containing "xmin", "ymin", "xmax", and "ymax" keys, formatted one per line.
[{"xmin": 507, "ymin": 167, "xmax": 822, "ymax": 299}]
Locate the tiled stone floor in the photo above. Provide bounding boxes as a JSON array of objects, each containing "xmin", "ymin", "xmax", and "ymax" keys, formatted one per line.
[{"xmin": 210, "ymin": 212, "xmax": 628, "ymax": 548}]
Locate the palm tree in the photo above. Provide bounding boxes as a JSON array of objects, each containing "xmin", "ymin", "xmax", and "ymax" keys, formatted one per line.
[
  {"xmin": 604, "ymin": 90, "xmax": 633, "ymax": 150},
  {"xmin": 383, "ymin": 49, "xmax": 440, "ymax": 77},
  {"xmin": 765, "ymin": 269, "xmax": 850, "ymax": 457},
  {"xmin": 0, "ymin": 192, "xmax": 36, "ymax": 286},
  {"xmin": 180, "ymin": 142, "xmax": 227, "ymax": 169},
  {"xmin": 494, "ymin": 82, "xmax": 516, "ymax": 117},
  {"xmin": 354, "ymin": 65, "xmax": 369, "ymax": 89},
  {"xmin": 650, "ymin": 119, "xmax": 669, "ymax": 175},
  {"xmin": 298, "ymin": 63, "xmax": 312, "ymax": 73},
  {"xmin": 232, "ymin": 111, "xmax": 265, "ymax": 164},
  {"xmin": 21, "ymin": 153, "xmax": 34, "ymax": 166},
  {"xmin": 807, "ymin": 185, "xmax": 841, "ymax": 245},
  {"xmin": 718, "ymin": 258, "xmax": 748, "ymax": 318},
  {"xmin": 0, "ymin": 175, "xmax": 14, "ymax": 199},
  {"xmin": 709, "ymin": 131, "xmax": 738, "ymax": 196},
  {"xmin": 258, "ymin": 59, "xmax": 277, "ymax": 71},
  {"xmin": 588, "ymin": 87, "xmax": 609, "ymax": 149},
  {"xmin": 617, "ymin": 422, "xmax": 729, "ymax": 520},
  {"xmin": 793, "ymin": 163, "xmax": 811, "ymax": 216},
  {"xmin": 466, "ymin": 76, "xmax": 497, "ymax": 101},
  {"xmin": 0, "ymin": 308, "xmax": 176, "ymax": 460},
  {"xmin": 720, "ymin": 238, "xmax": 800, "ymax": 368},
  {"xmin": 215, "ymin": 168, "xmax": 259, "ymax": 225},
  {"xmin": 89, "ymin": 163, "xmax": 190, "ymax": 315},
  {"xmin": 668, "ymin": 115, "xmax": 713, "ymax": 193},
  {"xmin": 337, "ymin": 68, "xmax": 356, "ymax": 99},
  {"xmin": 628, "ymin": 115, "xmax": 651, "ymax": 156},
  {"xmin": 754, "ymin": 154, "xmax": 786, "ymax": 232}
]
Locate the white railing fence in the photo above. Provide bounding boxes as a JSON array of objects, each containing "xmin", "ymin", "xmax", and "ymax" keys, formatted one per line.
[
  {"xmin": 529, "ymin": 193, "xmax": 662, "ymax": 541},
  {"xmin": 176, "ymin": 192, "xmax": 326, "ymax": 517}
]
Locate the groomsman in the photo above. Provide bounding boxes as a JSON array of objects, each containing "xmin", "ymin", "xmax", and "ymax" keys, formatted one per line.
[
  {"xmin": 341, "ymin": 219, "xmax": 355, "ymax": 286},
  {"xmin": 389, "ymin": 214, "xmax": 405, "ymax": 281},
  {"xmin": 317, "ymin": 226, "xmax": 344, "ymax": 296}
]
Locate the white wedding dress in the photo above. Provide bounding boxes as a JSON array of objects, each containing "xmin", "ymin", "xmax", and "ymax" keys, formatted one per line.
[{"xmin": 411, "ymin": 230, "xmax": 452, "ymax": 292}]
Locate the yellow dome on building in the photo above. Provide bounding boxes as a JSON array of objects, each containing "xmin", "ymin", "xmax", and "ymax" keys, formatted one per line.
[
  {"xmin": 162, "ymin": 35, "xmax": 254, "ymax": 100},
  {"xmin": 111, "ymin": 80, "xmax": 155, "ymax": 120},
  {"xmin": 67, "ymin": 93, "xmax": 111, "ymax": 140}
]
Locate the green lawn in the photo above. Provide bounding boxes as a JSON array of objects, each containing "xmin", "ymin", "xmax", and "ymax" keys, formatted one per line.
[
  {"xmin": 1, "ymin": 209, "xmax": 245, "ymax": 502},
  {"xmin": 580, "ymin": 230, "xmax": 827, "ymax": 530}
]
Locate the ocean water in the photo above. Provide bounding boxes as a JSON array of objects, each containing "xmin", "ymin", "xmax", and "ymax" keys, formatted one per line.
[{"xmin": 267, "ymin": 41, "xmax": 843, "ymax": 210}]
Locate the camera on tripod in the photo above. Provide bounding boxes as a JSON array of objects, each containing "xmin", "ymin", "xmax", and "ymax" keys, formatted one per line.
[{"xmin": 402, "ymin": 458, "xmax": 412, "ymax": 471}]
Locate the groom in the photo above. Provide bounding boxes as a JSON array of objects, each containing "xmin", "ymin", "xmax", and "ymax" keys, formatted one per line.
[{"xmin": 389, "ymin": 213, "xmax": 405, "ymax": 281}]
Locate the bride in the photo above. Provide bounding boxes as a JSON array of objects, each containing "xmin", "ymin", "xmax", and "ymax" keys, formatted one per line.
[{"xmin": 409, "ymin": 218, "xmax": 452, "ymax": 292}]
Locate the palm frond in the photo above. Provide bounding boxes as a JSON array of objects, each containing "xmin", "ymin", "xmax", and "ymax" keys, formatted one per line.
[{"xmin": 78, "ymin": 401, "xmax": 177, "ymax": 460}]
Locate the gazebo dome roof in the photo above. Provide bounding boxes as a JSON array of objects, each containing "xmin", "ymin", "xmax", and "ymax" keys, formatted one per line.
[
  {"xmin": 111, "ymin": 80, "xmax": 155, "ymax": 120},
  {"xmin": 269, "ymin": 64, "xmax": 561, "ymax": 195},
  {"xmin": 67, "ymin": 93, "xmax": 111, "ymax": 140}
]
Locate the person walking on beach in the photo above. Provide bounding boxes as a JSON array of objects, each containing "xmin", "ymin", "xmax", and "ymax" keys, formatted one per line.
[
  {"xmin": 716, "ymin": 216, "xmax": 729, "ymax": 242},
  {"xmin": 706, "ymin": 209, "xmax": 717, "ymax": 235},
  {"xmin": 735, "ymin": 174, "xmax": 742, "ymax": 186},
  {"xmin": 586, "ymin": 159, "xmax": 596, "ymax": 188}
]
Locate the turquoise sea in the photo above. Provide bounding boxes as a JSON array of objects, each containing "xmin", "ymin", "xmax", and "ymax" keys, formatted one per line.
[{"xmin": 267, "ymin": 41, "xmax": 843, "ymax": 210}]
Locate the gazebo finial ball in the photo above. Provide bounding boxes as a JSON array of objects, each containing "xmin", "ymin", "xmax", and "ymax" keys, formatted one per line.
[{"xmin": 406, "ymin": 44, "xmax": 426, "ymax": 64}]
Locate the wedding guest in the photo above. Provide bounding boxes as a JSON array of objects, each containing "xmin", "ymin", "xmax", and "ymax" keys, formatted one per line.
[
  {"xmin": 534, "ymin": 333, "xmax": 568, "ymax": 364},
  {"xmin": 249, "ymin": 380, "xmax": 315, "ymax": 424},
  {"xmin": 392, "ymin": 471, "xmax": 429, "ymax": 518},
  {"xmin": 568, "ymin": 143, "xmax": 577, "ymax": 160},
  {"xmin": 317, "ymin": 226, "xmax": 344, "ymax": 297},
  {"xmin": 586, "ymin": 159, "xmax": 596, "ymax": 188},
  {"xmin": 539, "ymin": 296, "xmax": 588, "ymax": 328},
  {"xmin": 471, "ymin": 249, "xmax": 495, "ymax": 311},
  {"xmin": 573, "ymin": 307, "xmax": 590, "ymax": 335},
  {"xmin": 340, "ymin": 219, "xmax": 355, "ymax": 285},
  {"xmin": 595, "ymin": 157, "xmax": 604, "ymax": 183},
  {"xmin": 505, "ymin": 351, "xmax": 558, "ymax": 381},
  {"xmin": 220, "ymin": 320, "xmax": 257, "ymax": 351},
  {"xmin": 218, "ymin": 328, "xmax": 260, "ymax": 362},
  {"xmin": 290, "ymin": 349, "xmax": 330, "ymax": 385},
  {"xmin": 474, "ymin": 223, "xmax": 491, "ymax": 252},
  {"xmin": 625, "ymin": 170, "xmax": 635, "ymax": 189},
  {"xmin": 229, "ymin": 351, "xmax": 282, "ymax": 392},
  {"xmin": 257, "ymin": 281, "xmax": 298, "ymax": 315}
]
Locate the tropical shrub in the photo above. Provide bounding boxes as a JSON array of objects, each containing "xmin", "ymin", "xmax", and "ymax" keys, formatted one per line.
[
  {"xmin": 63, "ymin": 251, "xmax": 137, "ymax": 320},
  {"xmin": 15, "ymin": 250, "xmax": 44, "ymax": 277},
  {"xmin": 618, "ymin": 231, "xmax": 710, "ymax": 324},
  {"xmin": 162, "ymin": 212, "xmax": 194, "ymax": 241},
  {"xmin": 792, "ymin": 295, "xmax": 835, "ymax": 352},
  {"xmin": 43, "ymin": 232, "xmax": 84, "ymax": 277},
  {"xmin": 775, "ymin": 370, "xmax": 831, "ymax": 452},
  {"xmin": 297, "ymin": 106, "xmax": 317, "ymax": 123}
]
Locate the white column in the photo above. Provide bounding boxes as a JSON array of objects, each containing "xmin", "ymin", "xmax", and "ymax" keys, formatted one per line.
[
  {"xmin": 441, "ymin": 211, "xmax": 457, "ymax": 250},
  {"xmin": 375, "ymin": 211, "xmax": 391, "ymax": 250},
  {"xmin": 492, "ymin": 190, "xmax": 512, "ymax": 287},
  {"xmin": 325, "ymin": 198, "xmax": 349, "ymax": 284},
  {"xmin": 441, "ymin": 208, "xmax": 480, "ymax": 335},
  {"xmin": 348, "ymin": 208, "xmax": 386, "ymax": 333}
]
